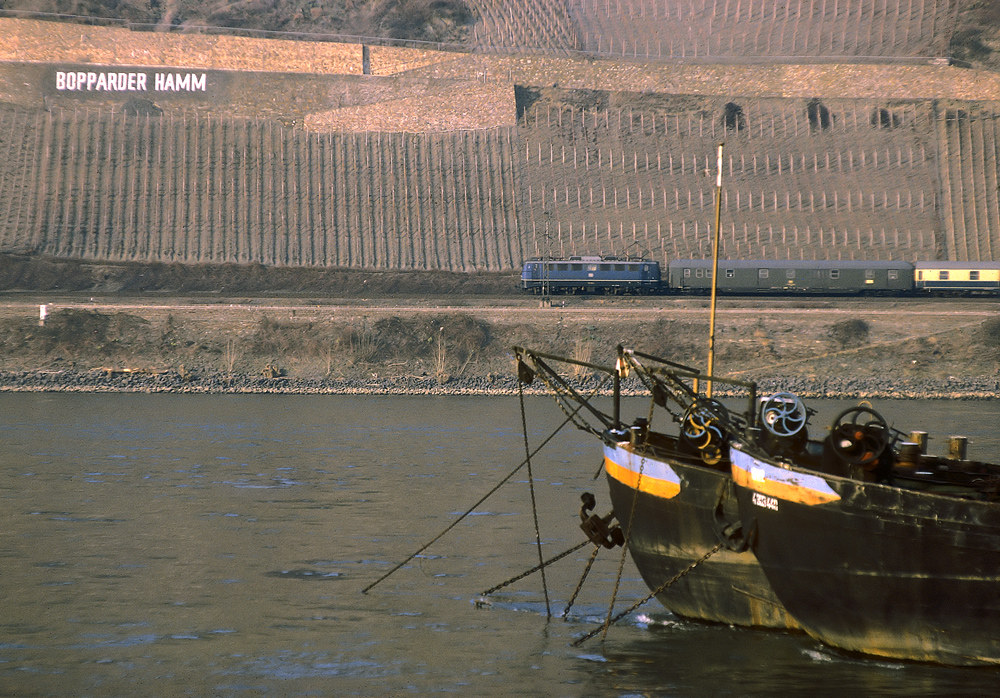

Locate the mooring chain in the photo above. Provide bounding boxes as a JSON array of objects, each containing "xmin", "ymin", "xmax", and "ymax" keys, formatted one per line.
[
  {"xmin": 519, "ymin": 376, "xmax": 552, "ymax": 618},
  {"xmin": 571, "ymin": 541, "xmax": 725, "ymax": 647},
  {"xmin": 361, "ymin": 391, "xmax": 596, "ymax": 595},
  {"xmin": 532, "ymin": 365, "xmax": 606, "ymax": 435},
  {"xmin": 562, "ymin": 544, "xmax": 601, "ymax": 619},
  {"xmin": 480, "ymin": 540, "xmax": 591, "ymax": 597},
  {"xmin": 600, "ymin": 452, "xmax": 647, "ymax": 641}
]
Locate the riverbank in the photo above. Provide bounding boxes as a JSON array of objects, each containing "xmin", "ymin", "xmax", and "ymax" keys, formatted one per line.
[
  {"xmin": 0, "ymin": 296, "xmax": 997, "ymax": 399},
  {"xmin": 0, "ymin": 364, "xmax": 997, "ymax": 400}
]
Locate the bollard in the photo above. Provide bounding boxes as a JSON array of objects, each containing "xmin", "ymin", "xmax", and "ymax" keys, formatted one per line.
[
  {"xmin": 897, "ymin": 443, "xmax": 921, "ymax": 467},
  {"xmin": 947, "ymin": 436, "xmax": 968, "ymax": 461}
]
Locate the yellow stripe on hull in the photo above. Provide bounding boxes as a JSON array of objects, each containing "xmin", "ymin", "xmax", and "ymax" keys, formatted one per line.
[
  {"xmin": 730, "ymin": 447, "xmax": 841, "ymax": 506},
  {"xmin": 603, "ymin": 444, "xmax": 682, "ymax": 500}
]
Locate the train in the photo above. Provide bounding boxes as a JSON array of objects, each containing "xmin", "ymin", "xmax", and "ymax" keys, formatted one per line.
[{"xmin": 519, "ymin": 257, "xmax": 1000, "ymax": 295}]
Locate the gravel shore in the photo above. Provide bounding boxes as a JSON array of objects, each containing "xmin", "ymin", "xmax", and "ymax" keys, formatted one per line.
[{"xmin": 1, "ymin": 368, "xmax": 997, "ymax": 400}]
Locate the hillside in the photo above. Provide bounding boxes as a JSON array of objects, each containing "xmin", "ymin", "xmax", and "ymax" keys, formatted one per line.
[
  {"xmin": 2, "ymin": 0, "xmax": 999, "ymax": 70},
  {"xmin": 0, "ymin": 0, "xmax": 477, "ymax": 44},
  {"xmin": 1, "ymin": 2, "xmax": 1000, "ymax": 293}
]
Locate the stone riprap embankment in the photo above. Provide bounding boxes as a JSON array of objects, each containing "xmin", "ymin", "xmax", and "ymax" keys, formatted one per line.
[{"xmin": 0, "ymin": 369, "xmax": 996, "ymax": 399}]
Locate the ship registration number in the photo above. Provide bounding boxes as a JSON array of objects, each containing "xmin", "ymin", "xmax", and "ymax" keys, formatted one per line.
[{"xmin": 752, "ymin": 492, "xmax": 779, "ymax": 511}]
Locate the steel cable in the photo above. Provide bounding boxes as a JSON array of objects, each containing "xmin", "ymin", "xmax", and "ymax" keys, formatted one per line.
[{"xmin": 361, "ymin": 374, "xmax": 611, "ymax": 595}]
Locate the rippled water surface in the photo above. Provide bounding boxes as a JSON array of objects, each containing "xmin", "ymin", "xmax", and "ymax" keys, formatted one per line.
[{"xmin": 1, "ymin": 394, "xmax": 998, "ymax": 697}]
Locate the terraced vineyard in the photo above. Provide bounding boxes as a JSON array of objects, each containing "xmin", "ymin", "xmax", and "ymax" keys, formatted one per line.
[
  {"xmin": 469, "ymin": 0, "xmax": 957, "ymax": 59},
  {"xmin": 935, "ymin": 104, "xmax": 1000, "ymax": 261},
  {"xmin": 2, "ymin": 94, "xmax": 999, "ymax": 271},
  {"xmin": 515, "ymin": 94, "xmax": 954, "ymax": 262},
  {"xmin": 0, "ymin": 105, "xmax": 523, "ymax": 271},
  {"xmin": 1, "ymin": 10, "xmax": 998, "ymax": 274}
]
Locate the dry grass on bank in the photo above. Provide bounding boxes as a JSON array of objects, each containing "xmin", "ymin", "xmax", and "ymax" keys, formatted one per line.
[{"xmin": 0, "ymin": 303, "xmax": 996, "ymax": 387}]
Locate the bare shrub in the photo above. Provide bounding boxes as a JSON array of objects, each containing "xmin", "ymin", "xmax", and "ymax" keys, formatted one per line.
[
  {"xmin": 0, "ymin": 309, "xmax": 155, "ymax": 364},
  {"xmin": 245, "ymin": 316, "xmax": 325, "ymax": 357},
  {"xmin": 372, "ymin": 0, "xmax": 475, "ymax": 41},
  {"xmin": 353, "ymin": 328, "xmax": 380, "ymax": 363},
  {"xmin": 435, "ymin": 329, "xmax": 449, "ymax": 383},
  {"xmin": 978, "ymin": 317, "xmax": 1000, "ymax": 357},
  {"xmin": 224, "ymin": 339, "xmax": 241, "ymax": 374},
  {"xmin": 828, "ymin": 318, "xmax": 870, "ymax": 349},
  {"xmin": 572, "ymin": 334, "xmax": 592, "ymax": 377},
  {"xmin": 369, "ymin": 313, "xmax": 490, "ymax": 366}
]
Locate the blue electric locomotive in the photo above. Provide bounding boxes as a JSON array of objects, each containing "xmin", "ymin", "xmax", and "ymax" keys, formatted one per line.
[{"xmin": 520, "ymin": 256, "xmax": 661, "ymax": 294}]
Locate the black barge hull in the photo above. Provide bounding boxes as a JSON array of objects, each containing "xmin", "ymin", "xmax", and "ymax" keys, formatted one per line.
[
  {"xmin": 603, "ymin": 441, "xmax": 799, "ymax": 629},
  {"xmin": 731, "ymin": 446, "xmax": 1000, "ymax": 665}
]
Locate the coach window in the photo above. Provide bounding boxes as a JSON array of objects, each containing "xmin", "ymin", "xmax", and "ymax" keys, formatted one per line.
[
  {"xmin": 684, "ymin": 268, "xmax": 692, "ymax": 278},
  {"xmin": 888, "ymin": 269, "xmax": 899, "ymax": 280},
  {"xmin": 695, "ymin": 268, "xmax": 704, "ymax": 278},
  {"xmin": 970, "ymin": 270, "xmax": 980, "ymax": 281},
  {"xmin": 785, "ymin": 269, "xmax": 795, "ymax": 279},
  {"xmin": 830, "ymin": 269, "xmax": 840, "ymax": 279},
  {"xmin": 726, "ymin": 269, "xmax": 735, "ymax": 278},
  {"xmin": 939, "ymin": 271, "xmax": 949, "ymax": 280},
  {"xmin": 865, "ymin": 269, "xmax": 876, "ymax": 280},
  {"xmin": 758, "ymin": 268, "xmax": 770, "ymax": 279}
]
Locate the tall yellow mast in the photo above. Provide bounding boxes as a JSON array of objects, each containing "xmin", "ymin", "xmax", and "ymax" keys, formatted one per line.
[{"xmin": 706, "ymin": 143, "xmax": 724, "ymax": 398}]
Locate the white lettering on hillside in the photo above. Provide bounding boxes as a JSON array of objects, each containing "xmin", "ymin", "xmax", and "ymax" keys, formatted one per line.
[
  {"xmin": 55, "ymin": 71, "xmax": 207, "ymax": 93},
  {"xmin": 153, "ymin": 73, "xmax": 208, "ymax": 92}
]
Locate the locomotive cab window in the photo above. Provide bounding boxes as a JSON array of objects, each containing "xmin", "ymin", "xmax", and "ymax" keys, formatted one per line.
[{"xmin": 587, "ymin": 264, "xmax": 598, "ymax": 272}]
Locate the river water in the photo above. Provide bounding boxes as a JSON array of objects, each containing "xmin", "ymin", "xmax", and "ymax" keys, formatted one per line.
[{"xmin": 1, "ymin": 393, "xmax": 998, "ymax": 697}]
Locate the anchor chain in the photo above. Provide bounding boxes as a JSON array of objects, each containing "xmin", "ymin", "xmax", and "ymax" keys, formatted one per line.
[
  {"xmin": 481, "ymin": 495, "xmax": 624, "ymax": 598},
  {"xmin": 479, "ymin": 540, "xmax": 590, "ymax": 597},
  {"xmin": 600, "ymin": 452, "xmax": 646, "ymax": 641},
  {"xmin": 572, "ymin": 541, "xmax": 725, "ymax": 647},
  {"xmin": 563, "ymin": 495, "xmax": 626, "ymax": 618},
  {"xmin": 562, "ymin": 544, "xmax": 602, "ymax": 619}
]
